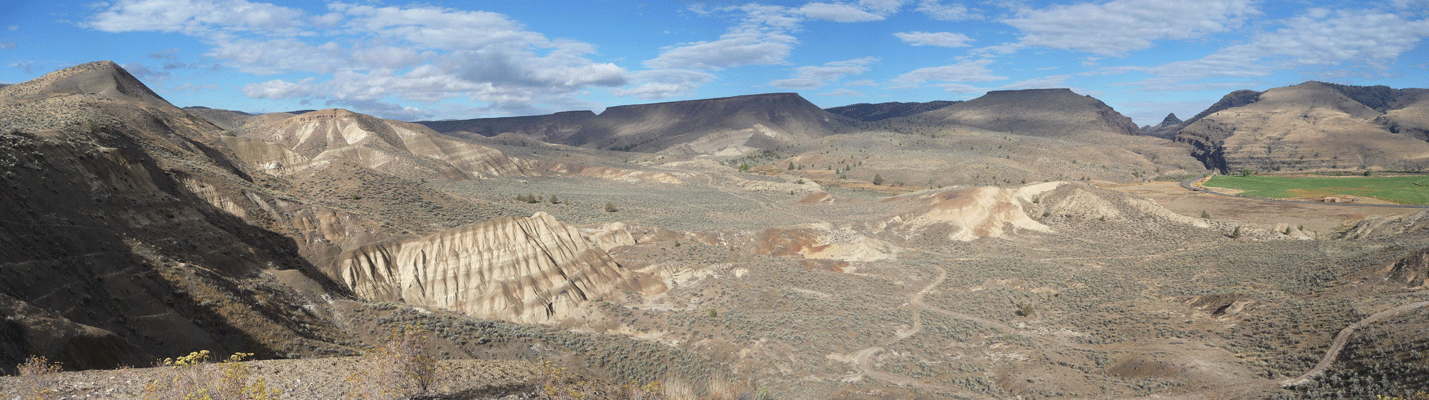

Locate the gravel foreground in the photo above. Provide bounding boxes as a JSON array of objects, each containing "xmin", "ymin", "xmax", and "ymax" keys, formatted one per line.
[{"xmin": 1, "ymin": 358, "xmax": 543, "ymax": 399}]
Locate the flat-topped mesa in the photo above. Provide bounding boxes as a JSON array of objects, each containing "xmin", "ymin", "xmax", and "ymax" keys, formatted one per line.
[
  {"xmin": 418, "ymin": 92, "xmax": 856, "ymax": 156},
  {"xmin": 576, "ymin": 92, "xmax": 854, "ymax": 155},
  {"xmin": 905, "ymin": 88, "xmax": 1140, "ymax": 137},
  {"xmin": 416, "ymin": 110, "xmax": 598, "ymax": 141},
  {"xmin": 327, "ymin": 212, "xmax": 660, "ymax": 324}
]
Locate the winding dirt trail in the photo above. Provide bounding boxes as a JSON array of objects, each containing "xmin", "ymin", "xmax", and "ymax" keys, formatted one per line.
[
  {"xmin": 845, "ymin": 264, "xmax": 1000, "ymax": 399},
  {"xmin": 1281, "ymin": 301, "xmax": 1429, "ymax": 387}
]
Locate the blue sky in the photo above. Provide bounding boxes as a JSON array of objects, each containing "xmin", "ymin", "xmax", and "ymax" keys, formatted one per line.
[{"xmin": 2, "ymin": 0, "xmax": 1427, "ymax": 125}]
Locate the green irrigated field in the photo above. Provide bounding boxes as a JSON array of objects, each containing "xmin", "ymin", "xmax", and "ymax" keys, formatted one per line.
[{"xmin": 1204, "ymin": 174, "xmax": 1429, "ymax": 205}]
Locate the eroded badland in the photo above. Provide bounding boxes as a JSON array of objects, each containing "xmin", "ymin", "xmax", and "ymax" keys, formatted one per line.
[{"xmin": 2, "ymin": 62, "xmax": 1429, "ymax": 399}]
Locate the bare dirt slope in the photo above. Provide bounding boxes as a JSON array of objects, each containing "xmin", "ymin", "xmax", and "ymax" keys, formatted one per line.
[
  {"xmin": 7, "ymin": 62, "xmax": 1429, "ymax": 400},
  {"xmin": 901, "ymin": 88, "xmax": 1140, "ymax": 138},
  {"xmin": 1175, "ymin": 82, "xmax": 1429, "ymax": 173}
]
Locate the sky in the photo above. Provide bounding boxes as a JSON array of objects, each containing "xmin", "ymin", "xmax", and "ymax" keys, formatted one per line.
[{"xmin": 1, "ymin": 0, "xmax": 1427, "ymax": 125}]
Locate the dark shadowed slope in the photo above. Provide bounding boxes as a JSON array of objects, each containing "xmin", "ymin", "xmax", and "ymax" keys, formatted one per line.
[
  {"xmin": 902, "ymin": 88, "xmax": 1141, "ymax": 138},
  {"xmin": 0, "ymin": 61, "xmax": 355, "ymax": 370},
  {"xmin": 420, "ymin": 93, "xmax": 857, "ymax": 156},
  {"xmin": 825, "ymin": 100, "xmax": 961, "ymax": 122}
]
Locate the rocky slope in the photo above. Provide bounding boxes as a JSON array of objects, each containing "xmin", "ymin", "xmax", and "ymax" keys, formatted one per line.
[
  {"xmin": 0, "ymin": 61, "xmax": 356, "ymax": 369},
  {"xmin": 1174, "ymin": 82, "xmax": 1429, "ymax": 172},
  {"xmin": 901, "ymin": 88, "xmax": 1141, "ymax": 138}
]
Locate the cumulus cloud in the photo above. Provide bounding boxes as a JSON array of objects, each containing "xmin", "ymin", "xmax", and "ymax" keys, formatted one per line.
[
  {"xmin": 645, "ymin": 29, "xmax": 798, "ymax": 70},
  {"xmin": 917, "ymin": 0, "xmax": 979, "ymax": 21},
  {"xmin": 769, "ymin": 57, "xmax": 877, "ymax": 89},
  {"xmin": 242, "ymin": 78, "xmax": 314, "ymax": 99},
  {"xmin": 860, "ymin": 0, "xmax": 909, "ymax": 13},
  {"xmin": 0, "ymin": 40, "xmax": 14, "ymax": 50},
  {"xmin": 800, "ymin": 3, "xmax": 885, "ymax": 22},
  {"xmin": 894, "ymin": 59, "xmax": 1005, "ymax": 87},
  {"xmin": 894, "ymin": 31, "xmax": 973, "ymax": 47},
  {"xmin": 817, "ymin": 88, "xmax": 865, "ymax": 96},
  {"xmin": 87, "ymin": 0, "xmax": 305, "ymax": 36},
  {"xmin": 1130, "ymin": 8, "xmax": 1429, "ymax": 90},
  {"xmin": 86, "ymin": 0, "xmax": 632, "ymax": 119},
  {"xmin": 1003, "ymin": 0, "xmax": 1259, "ymax": 56},
  {"xmin": 613, "ymin": 69, "xmax": 717, "ymax": 99}
]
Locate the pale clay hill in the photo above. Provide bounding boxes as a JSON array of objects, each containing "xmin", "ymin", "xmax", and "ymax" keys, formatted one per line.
[
  {"xmin": 4, "ymin": 62, "xmax": 1429, "ymax": 399},
  {"xmin": 329, "ymin": 212, "xmax": 662, "ymax": 325}
]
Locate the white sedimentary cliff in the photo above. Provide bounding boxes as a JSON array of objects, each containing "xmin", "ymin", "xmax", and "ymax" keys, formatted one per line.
[{"xmin": 328, "ymin": 212, "xmax": 658, "ymax": 324}]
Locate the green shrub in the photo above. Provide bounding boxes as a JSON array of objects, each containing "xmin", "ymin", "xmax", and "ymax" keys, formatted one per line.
[
  {"xmin": 604, "ymin": 202, "xmax": 618, "ymax": 212},
  {"xmin": 1016, "ymin": 303, "xmax": 1035, "ymax": 317}
]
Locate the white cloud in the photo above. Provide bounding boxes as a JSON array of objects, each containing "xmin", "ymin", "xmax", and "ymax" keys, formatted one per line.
[
  {"xmin": 894, "ymin": 59, "xmax": 1005, "ymax": 87},
  {"xmin": 917, "ymin": 0, "xmax": 978, "ymax": 21},
  {"xmin": 86, "ymin": 0, "xmax": 631, "ymax": 118},
  {"xmin": 645, "ymin": 29, "xmax": 797, "ymax": 70},
  {"xmin": 1003, "ymin": 0, "xmax": 1259, "ymax": 56},
  {"xmin": 769, "ymin": 57, "xmax": 877, "ymax": 89},
  {"xmin": 860, "ymin": 0, "xmax": 909, "ymax": 13},
  {"xmin": 87, "ymin": 0, "xmax": 305, "ymax": 36},
  {"xmin": 1000, "ymin": 75, "xmax": 1071, "ymax": 90},
  {"xmin": 845, "ymin": 79, "xmax": 878, "ymax": 86},
  {"xmin": 0, "ymin": 40, "xmax": 14, "ymax": 50},
  {"xmin": 645, "ymin": 4, "xmax": 808, "ymax": 71},
  {"xmin": 894, "ymin": 31, "xmax": 973, "ymax": 47},
  {"xmin": 1131, "ymin": 8, "xmax": 1429, "ymax": 90},
  {"xmin": 817, "ymin": 88, "xmax": 866, "ymax": 96},
  {"xmin": 242, "ymin": 78, "xmax": 313, "ymax": 99},
  {"xmin": 331, "ymin": 3, "xmax": 549, "ymax": 52},
  {"xmin": 935, "ymin": 83, "xmax": 984, "ymax": 93},
  {"xmin": 800, "ymin": 3, "xmax": 885, "ymax": 22},
  {"xmin": 612, "ymin": 69, "xmax": 717, "ymax": 99}
]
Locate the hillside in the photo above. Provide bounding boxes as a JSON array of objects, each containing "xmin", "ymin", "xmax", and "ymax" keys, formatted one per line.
[
  {"xmin": 421, "ymin": 93, "xmax": 857, "ymax": 157},
  {"xmin": 6, "ymin": 62, "xmax": 1429, "ymax": 399},
  {"xmin": 222, "ymin": 108, "xmax": 523, "ymax": 179},
  {"xmin": 1174, "ymin": 82, "xmax": 1429, "ymax": 172},
  {"xmin": 0, "ymin": 61, "xmax": 355, "ymax": 368},
  {"xmin": 901, "ymin": 88, "xmax": 1141, "ymax": 138},
  {"xmin": 825, "ymin": 100, "xmax": 960, "ymax": 122},
  {"xmin": 416, "ymin": 110, "xmax": 597, "ymax": 142}
]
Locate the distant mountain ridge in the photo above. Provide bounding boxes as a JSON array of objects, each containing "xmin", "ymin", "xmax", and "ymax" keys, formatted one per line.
[
  {"xmin": 901, "ymin": 88, "xmax": 1141, "ymax": 137},
  {"xmin": 420, "ymin": 93, "xmax": 857, "ymax": 156},
  {"xmin": 825, "ymin": 100, "xmax": 961, "ymax": 122},
  {"xmin": 1173, "ymin": 81, "xmax": 1429, "ymax": 172},
  {"xmin": 1139, "ymin": 113, "xmax": 1183, "ymax": 138}
]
